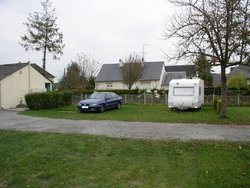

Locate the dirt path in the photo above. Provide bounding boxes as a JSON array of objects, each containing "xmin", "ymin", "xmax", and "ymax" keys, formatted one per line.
[{"xmin": 0, "ymin": 110, "xmax": 249, "ymax": 141}]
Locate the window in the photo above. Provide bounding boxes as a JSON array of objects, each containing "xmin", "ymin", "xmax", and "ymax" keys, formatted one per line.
[
  {"xmin": 110, "ymin": 92, "xmax": 118, "ymax": 99},
  {"xmin": 173, "ymin": 87, "xmax": 194, "ymax": 96},
  {"xmin": 105, "ymin": 93, "xmax": 112, "ymax": 99},
  {"xmin": 106, "ymin": 82, "xmax": 112, "ymax": 89}
]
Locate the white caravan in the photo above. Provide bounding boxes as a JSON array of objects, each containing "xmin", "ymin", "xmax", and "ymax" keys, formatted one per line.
[{"xmin": 168, "ymin": 78, "xmax": 204, "ymax": 110}]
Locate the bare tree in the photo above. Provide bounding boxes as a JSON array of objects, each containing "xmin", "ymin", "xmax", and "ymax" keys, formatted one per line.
[
  {"xmin": 20, "ymin": 0, "xmax": 65, "ymax": 73},
  {"xmin": 164, "ymin": 0, "xmax": 250, "ymax": 117},
  {"xmin": 76, "ymin": 53, "xmax": 101, "ymax": 79},
  {"xmin": 60, "ymin": 53, "xmax": 100, "ymax": 90},
  {"xmin": 76, "ymin": 53, "xmax": 101, "ymax": 89},
  {"xmin": 120, "ymin": 54, "xmax": 144, "ymax": 89}
]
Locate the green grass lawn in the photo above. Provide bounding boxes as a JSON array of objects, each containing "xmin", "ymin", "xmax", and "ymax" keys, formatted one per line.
[
  {"xmin": 21, "ymin": 104, "xmax": 250, "ymax": 125},
  {"xmin": 0, "ymin": 130, "xmax": 249, "ymax": 187}
]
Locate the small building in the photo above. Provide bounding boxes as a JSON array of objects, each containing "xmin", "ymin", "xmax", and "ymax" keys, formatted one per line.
[{"xmin": 0, "ymin": 62, "xmax": 54, "ymax": 109}]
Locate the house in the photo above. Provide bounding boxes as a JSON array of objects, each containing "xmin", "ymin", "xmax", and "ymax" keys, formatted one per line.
[
  {"xmin": 228, "ymin": 65, "xmax": 250, "ymax": 85},
  {"xmin": 212, "ymin": 73, "xmax": 221, "ymax": 86},
  {"xmin": 95, "ymin": 61, "xmax": 165, "ymax": 90},
  {"xmin": 95, "ymin": 61, "xmax": 197, "ymax": 90},
  {"xmin": 0, "ymin": 62, "xmax": 54, "ymax": 109}
]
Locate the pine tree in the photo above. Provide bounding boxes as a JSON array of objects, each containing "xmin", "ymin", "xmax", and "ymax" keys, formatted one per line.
[
  {"xmin": 194, "ymin": 52, "xmax": 213, "ymax": 86},
  {"xmin": 20, "ymin": 0, "xmax": 65, "ymax": 73}
]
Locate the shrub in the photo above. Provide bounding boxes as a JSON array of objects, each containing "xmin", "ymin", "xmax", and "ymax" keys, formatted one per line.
[
  {"xmin": 25, "ymin": 91, "xmax": 72, "ymax": 110},
  {"xmin": 62, "ymin": 91, "xmax": 73, "ymax": 105},
  {"xmin": 213, "ymin": 96, "xmax": 222, "ymax": 113},
  {"xmin": 216, "ymin": 99, "xmax": 222, "ymax": 113},
  {"xmin": 213, "ymin": 97, "xmax": 221, "ymax": 109}
]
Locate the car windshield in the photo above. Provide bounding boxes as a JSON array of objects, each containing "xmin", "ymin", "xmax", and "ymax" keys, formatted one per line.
[{"xmin": 89, "ymin": 92, "xmax": 106, "ymax": 99}]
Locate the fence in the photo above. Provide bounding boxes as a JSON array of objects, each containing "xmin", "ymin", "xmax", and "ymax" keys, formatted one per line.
[{"xmin": 72, "ymin": 94, "xmax": 250, "ymax": 106}]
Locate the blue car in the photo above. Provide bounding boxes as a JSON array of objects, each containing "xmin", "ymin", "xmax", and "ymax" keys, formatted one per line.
[{"xmin": 77, "ymin": 92, "xmax": 123, "ymax": 112}]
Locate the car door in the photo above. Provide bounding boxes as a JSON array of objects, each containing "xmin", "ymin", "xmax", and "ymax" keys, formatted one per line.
[
  {"xmin": 104, "ymin": 93, "xmax": 113, "ymax": 109},
  {"xmin": 110, "ymin": 92, "xmax": 119, "ymax": 108}
]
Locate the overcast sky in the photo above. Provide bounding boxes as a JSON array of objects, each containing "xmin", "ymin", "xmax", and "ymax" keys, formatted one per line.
[{"xmin": 0, "ymin": 0, "xmax": 176, "ymax": 80}]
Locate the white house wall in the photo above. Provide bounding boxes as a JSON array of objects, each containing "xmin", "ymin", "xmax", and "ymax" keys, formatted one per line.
[
  {"xmin": 0, "ymin": 64, "xmax": 52, "ymax": 109},
  {"xmin": 95, "ymin": 81, "xmax": 125, "ymax": 90},
  {"xmin": 95, "ymin": 80, "xmax": 161, "ymax": 90}
]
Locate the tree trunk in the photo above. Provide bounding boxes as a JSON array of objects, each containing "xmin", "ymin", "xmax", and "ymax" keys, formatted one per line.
[
  {"xmin": 42, "ymin": 44, "xmax": 47, "ymax": 75},
  {"xmin": 220, "ymin": 64, "xmax": 227, "ymax": 118}
]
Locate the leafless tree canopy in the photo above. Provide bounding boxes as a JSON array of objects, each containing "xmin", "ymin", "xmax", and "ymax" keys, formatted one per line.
[
  {"xmin": 120, "ymin": 54, "xmax": 144, "ymax": 89},
  {"xmin": 165, "ymin": 0, "xmax": 250, "ymax": 66},
  {"xmin": 75, "ymin": 53, "xmax": 101, "ymax": 78},
  {"xmin": 60, "ymin": 53, "xmax": 100, "ymax": 90},
  {"xmin": 164, "ymin": 0, "xmax": 250, "ymax": 117}
]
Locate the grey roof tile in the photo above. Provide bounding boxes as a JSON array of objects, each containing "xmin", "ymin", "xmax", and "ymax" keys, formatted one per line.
[
  {"xmin": 165, "ymin": 65, "xmax": 196, "ymax": 77},
  {"xmin": 228, "ymin": 65, "xmax": 250, "ymax": 78},
  {"xmin": 161, "ymin": 72, "xmax": 186, "ymax": 86},
  {"xmin": 212, "ymin": 74, "xmax": 221, "ymax": 86},
  {"xmin": 0, "ymin": 63, "xmax": 28, "ymax": 80},
  {"xmin": 31, "ymin": 63, "xmax": 55, "ymax": 79},
  {"xmin": 0, "ymin": 62, "xmax": 54, "ymax": 81},
  {"xmin": 95, "ymin": 61, "xmax": 164, "ymax": 82}
]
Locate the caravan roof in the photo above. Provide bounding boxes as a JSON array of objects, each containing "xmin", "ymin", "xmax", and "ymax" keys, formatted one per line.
[{"xmin": 169, "ymin": 78, "xmax": 203, "ymax": 87}]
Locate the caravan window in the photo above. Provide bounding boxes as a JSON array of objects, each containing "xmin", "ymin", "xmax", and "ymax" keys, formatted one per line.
[{"xmin": 173, "ymin": 87, "xmax": 194, "ymax": 96}]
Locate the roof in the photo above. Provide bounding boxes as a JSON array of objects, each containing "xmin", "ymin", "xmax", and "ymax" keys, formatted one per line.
[
  {"xmin": 0, "ymin": 62, "xmax": 55, "ymax": 81},
  {"xmin": 228, "ymin": 65, "xmax": 250, "ymax": 78},
  {"xmin": 95, "ymin": 64, "xmax": 122, "ymax": 82},
  {"xmin": 0, "ymin": 63, "xmax": 28, "ymax": 81},
  {"xmin": 95, "ymin": 61, "xmax": 165, "ymax": 82},
  {"xmin": 161, "ymin": 72, "xmax": 186, "ymax": 86},
  {"xmin": 212, "ymin": 74, "xmax": 221, "ymax": 86},
  {"xmin": 165, "ymin": 65, "xmax": 196, "ymax": 78},
  {"xmin": 31, "ymin": 63, "xmax": 55, "ymax": 79}
]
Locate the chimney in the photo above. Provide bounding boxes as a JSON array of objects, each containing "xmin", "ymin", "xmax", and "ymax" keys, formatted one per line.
[
  {"xmin": 119, "ymin": 59, "xmax": 123, "ymax": 67},
  {"xmin": 141, "ymin": 57, "xmax": 144, "ymax": 67}
]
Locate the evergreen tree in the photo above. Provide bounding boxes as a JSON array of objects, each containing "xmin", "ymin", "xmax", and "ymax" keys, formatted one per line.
[
  {"xmin": 60, "ymin": 62, "xmax": 84, "ymax": 90},
  {"xmin": 20, "ymin": 0, "xmax": 65, "ymax": 73},
  {"xmin": 194, "ymin": 52, "xmax": 213, "ymax": 86}
]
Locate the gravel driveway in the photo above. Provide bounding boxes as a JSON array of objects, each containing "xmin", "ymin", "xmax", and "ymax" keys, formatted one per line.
[{"xmin": 0, "ymin": 110, "xmax": 250, "ymax": 141}]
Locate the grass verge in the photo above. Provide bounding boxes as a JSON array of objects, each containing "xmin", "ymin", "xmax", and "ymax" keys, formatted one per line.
[
  {"xmin": 20, "ymin": 104, "xmax": 250, "ymax": 125},
  {"xmin": 0, "ymin": 130, "xmax": 249, "ymax": 187}
]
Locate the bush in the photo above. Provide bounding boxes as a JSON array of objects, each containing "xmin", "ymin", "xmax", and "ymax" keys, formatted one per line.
[
  {"xmin": 25, "ymin": 91, "xmax": 72, "ymax": 110},
  {"xmin": 213, "ymin": 96, "xmax": 222, "ymax": 113},
  {"xmin": 213, "ymin": 97, "xmax": 221, "ymax": 109},
  {"xmin": 216, "ymin": 99, "xmax": 222, "ymax": 113},
  {"xmin": 62, "ymin": 91, "xmax": 73, "ymax": 105}
]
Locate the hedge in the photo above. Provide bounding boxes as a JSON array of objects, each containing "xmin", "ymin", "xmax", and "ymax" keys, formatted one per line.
[
  {"xmin": 62, "ymin": 88, "xmax": 168, "ymax": 95},
  {"xmin": 25, "ymin": 91, "xmax": 72, "ymax": 110}
]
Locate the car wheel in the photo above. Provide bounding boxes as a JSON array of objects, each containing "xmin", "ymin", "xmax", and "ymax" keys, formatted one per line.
[
  {"xmin": 117, "ymin": 103, "xmax": 121, "ymax": 109},
  {"xmin": 100, "ymin": 105, "xmax": 104, "ymax": 113}
]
